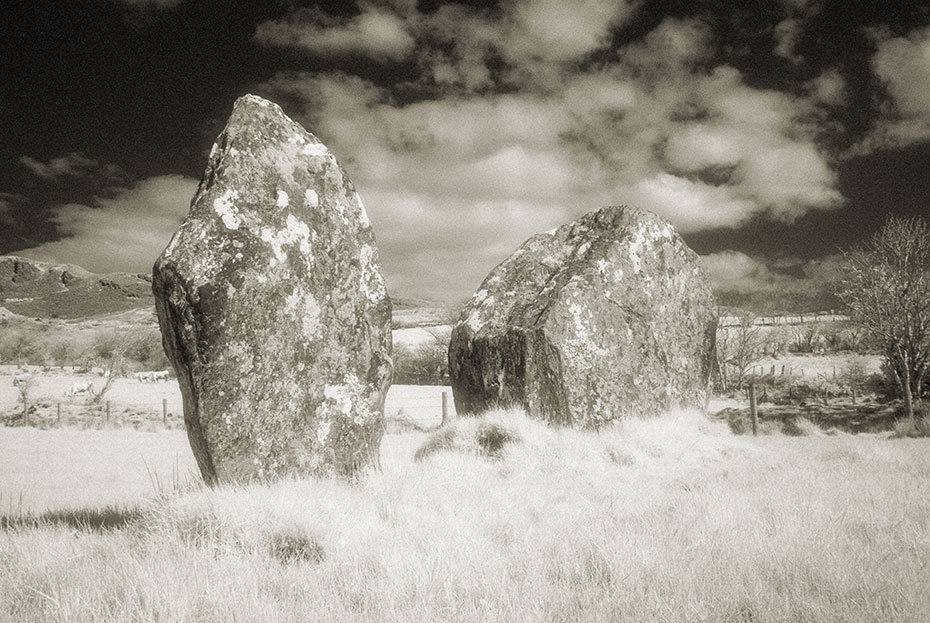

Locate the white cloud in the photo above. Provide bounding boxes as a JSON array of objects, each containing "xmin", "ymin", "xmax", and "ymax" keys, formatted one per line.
[
  {"xmin": 505, "ymin": 0, "xmax": 639, "ymax": 63},
  {"xmin": 255, "ymin": 5, "xmax": 415, "ymax": 62},
  {"xmin": 856, "ymin": 25, "xmax": 930, "ymax": 152},
  {"xmin": 773, "ymin": 18, "xmax": 803, "ymax": 63},
  {"xmin": 254, "ymin": 10, "xmax": 843, "ymax": 302},
  {"xmin": 625, "ymin": 174, "xmax": 756, "ymax": 232},
  {"xmin": 805, "ymin": 68, "xmax": 845, "ymax": 106},
  {"xmin": 872, "ymin": 27, "xmax": 930, "ymax": 117},
  {"xmin": 0, "ymin": 199, "xmax": 14, "ymax": 227},
  {"xmin": 16, "ymin": 175, "xmax": 198, "ymax": 273},
  {"xmin": 19, "ymin": 152, "xmax": 126, "ymax": 185},
  {"xmin": 256, "ymin": 0, "xmax": 642, "ymax": 90},
  {"xmin": 701, "ymin": 251, "xmax": 782, "ymax": 294},
  {"xmin": 700, "ymin": 250, "xmax": 845, "ymax": 311},
  {"xmin": 115, "ymin": 0, "xmax": 185, "ymax": 8}
]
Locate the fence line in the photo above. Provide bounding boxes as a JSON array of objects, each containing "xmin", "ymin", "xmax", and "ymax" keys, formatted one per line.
[
  {"xmin": 719, "ymin": 313, "xmax": 849, "ymax": 327},
  {"xmin": 7, "ymin": 386, "xmax": 455, "ymax": 429}
]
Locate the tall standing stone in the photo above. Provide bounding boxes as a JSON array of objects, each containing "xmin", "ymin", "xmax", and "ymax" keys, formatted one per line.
[
  {"xmin": 153, "ymin": 95, "xmax": 392, "ymax": 484},
  {"xmin": 448, "ymin": 205, "xmax": 716, "ymax": 427}
]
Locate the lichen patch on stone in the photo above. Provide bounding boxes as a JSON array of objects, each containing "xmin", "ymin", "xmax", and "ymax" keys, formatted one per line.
[
  {"xmin": 302, "ymin": 143, "xmax": 330, "ymax": 157},
  {"xmin": 260, "ymin": 214, "xmax": 313, "ymax": 265},
  {"xmin": 358, "ymin": 244, "xmax": 386, "ymax": 302},
  {"xmin": 214, "ymin": 189, "xmax": 241, "ymax": 230}
]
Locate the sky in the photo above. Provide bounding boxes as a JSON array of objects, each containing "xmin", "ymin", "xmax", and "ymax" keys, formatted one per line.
[{"xmin": 2, "ymin": 0, "xmax": 929, "ymax": 306}]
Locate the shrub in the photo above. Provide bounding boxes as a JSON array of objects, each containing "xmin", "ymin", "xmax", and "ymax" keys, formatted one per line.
[
  {"xmin": 124, "ymin": 330, "xmax": 170, "ymax": 370},
  {"xmin": 891, "ymin": 416, "xmax": 930, "ymax": 438},
  {"xmin": 93, "ymin": 331, "xmax": 128, "ymax": 361},
  {"xmin": 393, "ymin": 342, "xmax": 448, "ymax": 385},
  {"xmin": 0, "ymin": 329, "xmax": 39, "ymax": 364}
]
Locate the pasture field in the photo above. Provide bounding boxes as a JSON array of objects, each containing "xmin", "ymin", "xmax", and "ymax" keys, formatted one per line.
[
  {"xmin": 3, "ymin": 409, "xmax": 930, "ymax": 622},
  {"xmin": 0, "ymin": 369, "xmax": 451, "ymax": 430},
  {"xmin": 753, "ymin": 352, "xmax": 882, "ymax": 379}
]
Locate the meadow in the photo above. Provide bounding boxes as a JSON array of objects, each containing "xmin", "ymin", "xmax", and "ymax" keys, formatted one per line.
[{"xmin": 3, "ymin": 408, "xmax": 930, "ymax": 622}]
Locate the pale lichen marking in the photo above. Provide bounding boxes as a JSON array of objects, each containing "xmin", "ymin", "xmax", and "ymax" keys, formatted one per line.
[
  {"xmin": 358, "ymin": 244, "xmax": 387, "ymax": 302},
  {"xmin": 214, "ymin": 189, "xmax": 241, "ymax": 230},
  {"xmin": 626, "ymin": 221, "xmax": 675, "ymax": 275},
  {"xmin": 285, "ymin": 289, "xmax": 322, "ymax": 338},
  {"xmin": 465, "ymin": 294, "xmax": 494, "ymax": 332},
  {"xmin": 302, "ymin": 143, "xmax": 330, "ymax": 157},
  {"xmin": 260, "ymin": 214, "xmax": 313, "ymax": 266}
]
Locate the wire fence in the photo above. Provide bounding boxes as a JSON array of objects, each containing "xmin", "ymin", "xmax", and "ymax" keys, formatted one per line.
[
  {"xmin": 719, "ymin": 313, "xmax": 849, "ymax": 327},
  {"xmin": 2, "ymin": 379, "xmax": 453, "ymax": 430},
  {"xmin": 383, "ymin": 385, "xmax": 454, "ymax": 428},
  {"xmin": 5, "ymin": 397, "xmax": 186, "ymax": 429}
]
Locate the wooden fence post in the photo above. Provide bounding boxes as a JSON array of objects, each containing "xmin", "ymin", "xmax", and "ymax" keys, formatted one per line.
[
  {"xmin": 57, "ymin": 402, "xmax": 61, "ymax": 426},
  {"xmin": 441, "ymin": 391, "xmax": 451, "ymax": 426},
  {"xmin": 749, "ymin": 380, "xmax": 758, "ymax": 437},
  {"xmin": 163, "ymin": 399, "xmax": 168, "ymax": 426},
  {"xmin": 106, "ymin": 400, "xmax": 110, "ymax": 424},
  {"xmin": 23, "ymin": 398, "xmax": 28, "ymax": 427}
]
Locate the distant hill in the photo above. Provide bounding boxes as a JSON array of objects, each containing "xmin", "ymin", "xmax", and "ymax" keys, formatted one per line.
[
  {"xmin": 391, "ymin": 297, "xmax": 457, "ymax": 328},
  {"xmin": 0, "ymin": 256, "xmax": 455, "ymax": 327},
  {"xmin": 0, "ymin": 256, "xmax": 154, "ymax": 319}
]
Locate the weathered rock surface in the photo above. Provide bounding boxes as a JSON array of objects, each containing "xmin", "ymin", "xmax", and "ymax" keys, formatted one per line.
[
  {"xmin": 448, "ymin": 206, "xmax": 717, "ymax": 427},
  {"xmin": 153, "ymin": 94, "xmax": 392, "ymax": 484}
]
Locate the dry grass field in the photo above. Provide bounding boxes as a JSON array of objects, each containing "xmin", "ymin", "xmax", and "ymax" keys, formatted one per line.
[{"xmin": 3, "ymin": 408, "xmax": 930, "ymax": 622}]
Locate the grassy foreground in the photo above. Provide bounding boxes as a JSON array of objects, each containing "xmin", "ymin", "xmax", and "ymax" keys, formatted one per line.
[{"xmin": 3, "ymin": 410, "xmax": 930, "ymax": 622}]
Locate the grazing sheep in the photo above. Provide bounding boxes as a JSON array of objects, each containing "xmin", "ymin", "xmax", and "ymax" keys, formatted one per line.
[{"xmin": 66, "ymin": 381, "xmax": 94, "ymax": 397}]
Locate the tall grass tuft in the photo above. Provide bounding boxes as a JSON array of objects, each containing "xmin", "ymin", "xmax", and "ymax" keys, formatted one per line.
[{"xmin": 414, "ymin": 409, "xmax": 523, "ymax": 460}]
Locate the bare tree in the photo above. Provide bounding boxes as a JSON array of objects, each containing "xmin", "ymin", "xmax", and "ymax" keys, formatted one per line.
[
  {"xmin": 717, "ymin": 313, "xmax": 766, "ymax": 392},
  {"xmin": 836, "ymin": 216, "xmax": 930, "ymax": 421},
  {"xmin": 16, "ymin": 374, "xmax": 36, "ymax": 426}
]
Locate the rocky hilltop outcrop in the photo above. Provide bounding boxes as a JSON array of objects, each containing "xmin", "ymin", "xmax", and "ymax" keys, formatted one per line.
[
  {"xmin": 153, "ymin": 94, "xmax": 392, "ymax": 485},
  {"xmin": 0, "ymin": 255, "xmax": 153, "ymax": 318},
  {"xmin": 448, "ymin": 205, "xmax": 717, "ymax": 427}
]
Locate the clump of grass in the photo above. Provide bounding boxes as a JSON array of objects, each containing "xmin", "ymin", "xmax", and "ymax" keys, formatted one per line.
[
  {"xmin": 891, "ymin": 414, "xmax": 930, "ymax": 438},
  {"xmin": 781, "ymin": 416, "xmax": 824, "ymax": 437},
  {"xmin": 604, "ymin": 444, "xmax": 636, "ymax": 466},
  {"xmin": 267, "ymin": 529, "xmax": 325, "ymax": 565},
  {"xmin": 1, "ymin": 504, "xmax": 142, "ymax": 532},
  {"xmin": 414, "ymin": 410, "xmax": 523, "ymax": 461}
]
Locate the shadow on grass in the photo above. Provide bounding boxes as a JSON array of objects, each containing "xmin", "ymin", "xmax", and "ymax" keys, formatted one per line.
[{"xmin": 1, "ymin": 506, "xmax": 143, "ymax": 532}]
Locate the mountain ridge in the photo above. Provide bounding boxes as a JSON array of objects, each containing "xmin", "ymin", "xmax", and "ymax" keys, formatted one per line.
[
  {"xmin": 0, "ymin": 256, "xmax": 454, "ymax": 325},
  {"xmin": 0, "ymin": 256, "xmax": 154, "ymax": 319}
]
